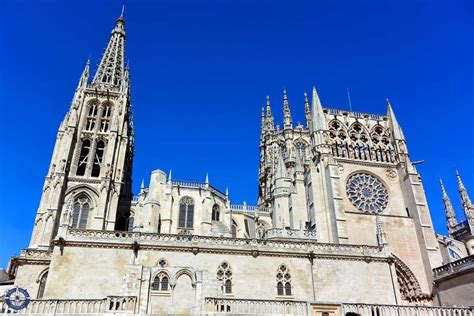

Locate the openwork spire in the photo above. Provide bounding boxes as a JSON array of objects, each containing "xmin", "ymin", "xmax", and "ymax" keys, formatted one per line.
[
  {"xmin": 92, "ymin": 12, "xmax": 126, "ymax": 87},
  {"xmin": 282, "ymin": 89, "xmax": 293, "ymax": 129},
  {"xmin": 260, "ymin": 106, "xmax": 266, "ymax": 142},
  {"xmin": 440, "ymin": 179, "xmax": 458, "ymax": 233}
]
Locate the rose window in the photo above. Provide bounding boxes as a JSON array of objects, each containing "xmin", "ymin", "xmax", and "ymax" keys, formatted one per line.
[{"xmin": 346, "ymin": 173, "xmax": 388, "ymax": 213}]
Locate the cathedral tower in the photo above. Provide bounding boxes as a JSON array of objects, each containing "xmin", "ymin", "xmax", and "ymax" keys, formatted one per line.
[{"xmin": 29, "ymin": 12, "xmax": 134, "ymax": 249}]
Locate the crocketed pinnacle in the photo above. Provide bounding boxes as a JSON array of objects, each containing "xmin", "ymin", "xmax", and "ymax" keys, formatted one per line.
[
  {"xmin": 283, "ymin": 89, "xmax": 293, "ymax": 129},
  {"xmin": 304, "ymin": 91, "xmax": 312, "ymax": 130},
  {"xmin": 440, "ymin": 178, "xmax": 458, "ymax": 232}
]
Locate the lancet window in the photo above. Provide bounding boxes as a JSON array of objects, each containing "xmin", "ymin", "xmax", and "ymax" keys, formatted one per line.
[
  {"xmin": 152, "ymin": 272, "xmax": 169, "ymax": 291},
  {"xmin": 217, "ymin": 262, "xmax": 233, "ymax": 294},
  {"xmin": 276, "ymin": 264, "xmax": 292, "ymax": 296},
  {"xmin": 178, "ymin": 197, "xmax": 194, "ymax": 228},
  {"xmin": 91, "ymin": 140, "xmax": 105, "ymax": 177},
  {"xmin": 212, "ymin": 204, "xmax": 220, "ymax": 221},
  {"xmin": 328, "ymin": 119, "xmax": 396, "ymax": 163},
  {"xmin": 99, "ymin": 103, "xmax": 112, "ymax": 133},
  {"xmin": 295, "ymin": 142, "xmax": 307, "ymax": 159},
  {"xmin": 85, "ymin": 102, "xmax": 99, "ymax": 131},
  {"xmin": 72, "ymin": 195, "xmax": 90, "ymax": 229},
  {"xmin": 37, "ymin": 272, "xmax": 48, "ymax": 299},
  {"xmin": 76, "ymin": 139, "xmax": 91, "ymax": 176}
]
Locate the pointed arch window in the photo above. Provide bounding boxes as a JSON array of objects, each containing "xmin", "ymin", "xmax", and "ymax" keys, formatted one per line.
[
  {"xmin": 231, "ymin": 219, "xmax": 238, "ymax": 238},
  {"xmin": 100, "ymin": 103, "xmax": 112, "ymax": 133},
  {"xmin": 86, "ymin": 103, "xmax": 98, "ymax": 131},
  {"xmin": 178, "ymin": 197, "xmax": 194, "ymax": 229},
  {"xmin": 295, "ymin": 142, "xmax": 307, "ymax": 159},
  {"xmin": 37, "ymin": 271, "xmax": 48, "ymax": 299},
  {"xmin": 212, "ymin": 204, "xmax": 220, "ymax": 221},
  {"xmin": 152, "ymin": 272, "xmax": 169, "ymax": 292},
  {"xmin": 72, "ymin": 195, "xmax": 90, "ymax": 229},
  {"xmin": 91, "ymin": 140, "xmax": 105, "ymax": 177},
  {"xmin": 76, "ymin": 139, "xmax": 91, "ymax": 176},
  {"xmin": 217, "ymin": 262, "xmax": 233, "ymax": 294},
  {"xmin": 276, "ymin": 264, "xmax": 292, "ymax": 296}
]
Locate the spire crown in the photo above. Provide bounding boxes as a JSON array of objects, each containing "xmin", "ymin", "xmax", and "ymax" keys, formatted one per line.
[
  {"xmin": 92, "ymin": 12, "xmax": 126, "ymax": 88},
  {"xmin": 386, "ymin": 98, "xmax": 405, "ymax": 141},
  {"xmin": 311, "ymin": 86, "xmax": 327, "ymax": 131}
]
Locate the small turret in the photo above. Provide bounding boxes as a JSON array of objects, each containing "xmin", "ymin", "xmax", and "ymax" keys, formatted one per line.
[
  {"xmin": 283, "ymin": 89, "xmax": 293, "ymax": 129},
  {"xmin": 440, "ymin": 178, "xmax": 458, "ymax": 234}
]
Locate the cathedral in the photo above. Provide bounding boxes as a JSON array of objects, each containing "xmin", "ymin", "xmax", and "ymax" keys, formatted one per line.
[{"xmin": 1, "ymin": 11, "xmax": 473, "ymax": 316}]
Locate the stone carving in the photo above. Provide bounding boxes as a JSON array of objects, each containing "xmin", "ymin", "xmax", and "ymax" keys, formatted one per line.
[
  {"xmin": 386, "ymin": 168, "xmax": 397, "ymax": 179},
  {"xmin": 346, "ymin": 173, "xmax": 388, "ymax": 214}
]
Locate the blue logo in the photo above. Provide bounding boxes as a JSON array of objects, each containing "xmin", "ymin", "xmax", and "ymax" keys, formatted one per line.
[{"xmin": 4, "ymin": 287, "xmax": 31, "ymax": 311}]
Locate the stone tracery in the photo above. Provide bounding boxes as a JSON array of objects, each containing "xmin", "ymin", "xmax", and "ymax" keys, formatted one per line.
[{"xmin": 346, "ymin": 173, "xmax": 389, "ymax": 214}]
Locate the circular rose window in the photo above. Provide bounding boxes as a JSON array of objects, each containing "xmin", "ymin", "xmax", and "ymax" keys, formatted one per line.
[{"xmin": 346, "ymin": 173, "xmax": 388, "ymax": 214}]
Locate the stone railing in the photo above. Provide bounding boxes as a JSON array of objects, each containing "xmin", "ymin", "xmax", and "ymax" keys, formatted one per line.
[
  {"xmin": 341, "ymin": 303, "xmax": 473, "ymax": 316},
  {"xmin": 0, "ymin": 296, "xmax": 136, "ymax": 315},
  {"xmin": 230, "ymin": 204, "xmax": 271, "ymax": 214},
  {"xmin": 172, "ymin": 180, "xmax": 227, "ymax": 199},
  {"xmin": 433, "ymin": 255, "xmax": 474, "ymax": 279},
  {"xmin": 65, "ymin": 229, "xmax": 384, "ymax": 259},
  {"xmin": 205, "ymin": 297, "xmax": 309, "ymax": 315},
  {"xmin": 264, "ymin": 228, "xmax": 317, "ymax": 241},
  {"xmin": 324, "ymin": 108, "xmax": 386, "ymax": 121}
]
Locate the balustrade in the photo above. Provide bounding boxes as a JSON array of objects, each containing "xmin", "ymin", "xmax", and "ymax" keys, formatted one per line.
[{"xmin": 341, "ymin": 303, "xmax": 472, "ymax": 316}]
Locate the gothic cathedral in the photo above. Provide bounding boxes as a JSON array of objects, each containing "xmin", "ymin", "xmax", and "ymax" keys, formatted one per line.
[{"xmin": 2, "ymin": 11, "xmax": 473, "ymax": 316}]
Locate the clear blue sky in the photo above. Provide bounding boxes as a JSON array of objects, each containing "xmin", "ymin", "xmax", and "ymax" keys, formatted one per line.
[{"xmin": 0, "ymin": 0, "xmax": 473, "ymax": 268}]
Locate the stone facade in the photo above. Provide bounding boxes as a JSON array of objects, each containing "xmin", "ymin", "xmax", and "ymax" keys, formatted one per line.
[{"xmin": 3, "ymin": 11, "xmax": 474, "ymax": 316}]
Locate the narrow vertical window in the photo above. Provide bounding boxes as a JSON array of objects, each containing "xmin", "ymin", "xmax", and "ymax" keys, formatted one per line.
[
  {"xmin": 91, "ymin": 140, "xmax": 105, "ymax": 177},
  {"xmin": 72, "ymin": 195, "xmax": 91, "ymax": 229},
  {"xmin": 76, "ymin": 139, "xmax": 91, "ymax": 176},
  {"xmin": 231, "ymin": 220, "xmax": 237, "ymax": 238},
  {"xmin": 212, "ymin": 204, "xmax": 220, "ymax": 221},
  {"xmin": 37, "ymin": 272, "xmax": 48, "ymax": 299},
  {"xmin": 178, "ymin": 197, "xmax": 194, "ymax": 229}
]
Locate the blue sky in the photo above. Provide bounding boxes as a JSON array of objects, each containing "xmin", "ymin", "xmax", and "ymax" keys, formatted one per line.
[{"xmin": 0, "ymin": 0, "xmax": 473, "ymax": 268}]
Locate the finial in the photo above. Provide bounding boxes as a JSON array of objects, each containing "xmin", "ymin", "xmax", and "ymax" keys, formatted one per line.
[
  {"xmin": 121, "ymin": 5, "xmax": 125, "ymax": 18},
  {"xmin": 283, "ymin": 88, "xmax": 288, "ymax": 101},
  {"xmin": 168, "ymin": 170, "xmax": 172, "ymax": 183},
  {"xmin": 205, "ymin": 173, "xmax": 209, "ymax": 184},
  {"xmin": 226, "ymin": 187, "xmax": 229, "ymax": 197},
  {"xmin": 266, "ymin": 95, "xmax": 270, "ymax": 106},
  {"xmin": 140, "ymin": 179, "xmax": 145, "ymax": 190}
]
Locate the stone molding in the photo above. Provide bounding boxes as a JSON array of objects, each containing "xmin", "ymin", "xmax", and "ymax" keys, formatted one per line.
[{"xmin": 48, "ymin": 228, "xmax": 390, "ymax": 262}]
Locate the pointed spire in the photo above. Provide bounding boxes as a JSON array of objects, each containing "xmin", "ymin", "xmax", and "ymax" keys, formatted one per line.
[
  {"xmin": 265, "ymin": 96, "xmax": 274, "ymax": 131},
  {"xmin": 311, "ymin": 86, "xmax": 327, "ymax": 131},
  {"xmin": 440, "ymin": 178, "xmax": 458, "ymax": 232},
  {"xmin": 260, "ymin": 106, "xmax": 266, "ymax": 142},
  {"xmin": 92, "ymin": 11, "xmax": 126, "ymax": 87},
  {"xmin": 304, "ymin": 91, "xmax": 312, "ymax": 130},
  {"xmin": 386, "ymin": 98, "xmax": 405, "ymax": 140},
  {"xmin": 76, "ymin": 59, "xmax": 90, "ymax": 91},
  {"xmin": 283, "ymin": 89, "xmax": 293, "ymax": 129},
  {"xmin": 167, "ymin": 170, "xmax": 172, "ymax": 184},
  {"xmin": 226, "ymin": 187, "xmax": 229, "ymax": 197},
  {"xmin": 456, "ymin": 170, "xmax": 473, "ymax": 218},
  {"xmin": 140, "ymin": 179, "xmax": 145, "ymax": 190},
  {"xmin": 205, "ymin": 173, "xmax": 209, "ymax": 184},
  {"xmin": 275, "ymin": 151, "xmax": 287, "ymax": 179}
]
